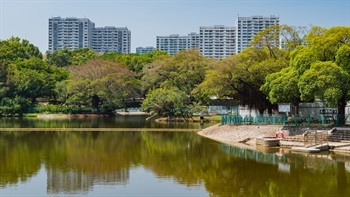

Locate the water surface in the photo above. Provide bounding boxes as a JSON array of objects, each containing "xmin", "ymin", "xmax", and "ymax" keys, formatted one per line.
[{"xmin": 1, "ymin": 117, "xmax": 350, "ymax": 196}]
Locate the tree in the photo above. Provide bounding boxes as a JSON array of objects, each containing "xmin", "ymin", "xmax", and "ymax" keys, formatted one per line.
[
  {"xmin": 66, "ymin": 59, "xmax": 139, "ymax": 112},
  {"xmin": 100, "ymin": 50, "xmax": 169, "ymax": 73},
  {"xmin": 46, "ymin": 48, "xmax": 72, "ymax": 67},
  {"xmin": 298, "ymin": 61, "xmax": 350, "ymax": 117},
  {"xmin": 279, "ymin": 25, "xmax": 310, "ymax": 51},
  {"xmin": 46, "ymin": 48, "xmax": 97, "ymax": 67},
  {"xmin": 141, "ymin": 87, "xmax": 187, "ymax": 117},
  {"xmin": 195, "ymin": 47, "xmax": 288, "ymax": 113},
  {"xmin": 0, "ymin": 37, "xmax": 69, "ymax": 115},
  {"xmin": 0, "ymin": 37, "xmax": 42, "ymax": 62},
  {"xmin": 142, "ymin": 49, "xmax": 216, "ymax": 99},
  {"xmin": 299, "ymin": 26, "xmax": 350, "ymax": 121},
  {"xmin": 70, "ymin": 48, "xmax": 97, "ymax": 65},
  {"xmin": 262, "ymin": 26, "xmax": 350, "ymax": 118},
  {"xmin": 11, "ymin": 58, "xmax": 69, "ymax": 103},
  {"xmin": 261, "ymin": 46, "xmax": 317, "ymax": 114},
  {"xmin": 260, "ymin": 67, "xmax": 300, "ymax": 106}
]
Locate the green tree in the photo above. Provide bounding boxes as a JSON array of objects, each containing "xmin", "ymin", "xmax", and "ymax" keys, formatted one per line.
[
  {"xmin": 299, "ymin": 26, "xmax": 349, "ymax": 120},
  {"xmin": 13, "ymin": 58, "xmax": 69, "ymax": 103},
  {"xmin": 142, "ymin": 49, "xmax": 216, "ymax": 99},
  {"xmin": 299, "ymin": 61, "xmax": 350, "ymax": 116},
  {"xmin": 0, "ymin": 37, "xmax": 42, "ymax": 62},
  {"xmin": 261, "ymin": 46, "xmax": 317, "ymax": 113},
  {"xmin": 67, "ymin": 59, "xmax": 139, "ymax": 112},
  {"xmin": 46, "ymin": 48, "xmax": 72, "ymax": 67},
  {"xmin": 0, "ymin": 37, "xmax": 69, "ymax": 115},
  {"xmin": 46, "ymin": 48, "xmax": 97, "ymax": 67},
  {"xmin": 262, "ymin": 26, "xmax": 350, "ymax": 118},
  {"xmin": 195, "ymin": 47, "xmax": 288, "ymax": 113},
  {"xmin": 141, "ymin": 87, "xmax": 187, "ymax": 117},
  {"xmin": 70, "ymin": 48, "xmax": 97, "ymax": 65},
  {"xmin": 100, "ymin": 50, "xmax": 168, "ymax": 73}
]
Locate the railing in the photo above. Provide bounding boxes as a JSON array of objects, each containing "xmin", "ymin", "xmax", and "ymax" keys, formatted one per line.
[
  {"xmin": 221, "ymin": 114, "xmax": 346, "ymax": 126},
  {"xmin": 303, "ymin": 130, "xmax": 329, "ymax": 147}
]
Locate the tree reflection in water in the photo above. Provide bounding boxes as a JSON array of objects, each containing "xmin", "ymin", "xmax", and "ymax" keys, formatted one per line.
[{"xmin": 1, "ymin": 131, "xmax": 350, "ymax": 196}]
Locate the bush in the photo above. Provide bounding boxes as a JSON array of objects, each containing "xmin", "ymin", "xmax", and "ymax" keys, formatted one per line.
[{"xmin": 32, "ymin": 105, "xmax": 92, "ymax": 114}]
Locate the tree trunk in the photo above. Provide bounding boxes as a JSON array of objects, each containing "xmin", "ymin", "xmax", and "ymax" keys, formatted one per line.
[
  {"xmin": 91, "ymin": 95, "xmax": 100, "ymax": 112},
  {"xmin": 337, "ymin": 95, "xmax": 346, "ymax": 125}
]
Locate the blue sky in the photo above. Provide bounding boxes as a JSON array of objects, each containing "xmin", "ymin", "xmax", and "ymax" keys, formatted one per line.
[{"xmin": 0, "ymin": 0, "xmax": 349, "ymax": 53}]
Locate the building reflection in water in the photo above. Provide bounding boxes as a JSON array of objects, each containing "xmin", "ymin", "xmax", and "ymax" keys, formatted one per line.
[{"xmin": 46, "ymin": 168, "xmax": 130, "ymax": 194}]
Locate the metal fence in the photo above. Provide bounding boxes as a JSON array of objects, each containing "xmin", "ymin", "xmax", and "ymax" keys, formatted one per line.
[{"xmin": 221, "ymin": 114, "xmax": 346, "ymax": 126}]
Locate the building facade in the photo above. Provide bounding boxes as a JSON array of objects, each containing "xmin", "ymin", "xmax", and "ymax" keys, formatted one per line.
[
  {"xmin": 136, "ymin": 46, "xmax": 156, "ymax": 54},
  {"xmin": 156, "ymin": 34, "xmax": 192, "ymax": 56},
  {"xmin": 199, "ymin": 25, "xmax": 236, "ymax": 59},
  {"xmin": 92, "ymin": 26, "xmax": 131, "ymax": 54},
  {"xmin": 188, "ymin": 32, "xmax": 201, "ymax": 49},
  {"xmin": 49, "ymin": 17, "xmax": 130, "ymax": 54},
  {"xmin": 235, "ymin": 15, "xmax": 280, "ymax": 54},
  {"xmin": 48, "ymin": 17, "xmax": 95, "ymax": 52}
]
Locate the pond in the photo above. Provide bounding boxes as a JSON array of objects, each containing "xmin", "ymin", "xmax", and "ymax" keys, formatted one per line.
[{"xmin": 1, "ymin": 116, "xmax": 350, "ymax": 196}]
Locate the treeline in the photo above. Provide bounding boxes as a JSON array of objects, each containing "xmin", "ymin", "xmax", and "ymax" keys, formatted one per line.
[{"xmin": 0, "ymin": 25, "xmax": 349, "ymax": 120}]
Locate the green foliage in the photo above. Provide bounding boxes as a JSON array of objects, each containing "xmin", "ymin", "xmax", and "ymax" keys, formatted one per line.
[
  {"xmin": 10, "ymin": 58, "xmax": 69, "ymax": 103},
  {"xmin": 261, "ymin": 67, "xmax": 299, "ymax": 104},
  {"xmin": 142, "ymin": 49, "xmax": 216, "ymax": 99},
  {"xmin": 141, "ymin": 87, "xmax": 187, "ymax": 116},
  {"xmin": 0, "ymin": 37, "xmax": 69, "ymax": 115},
  {"xmin": 262, "ymin": 26, "xmax": 350, "ymax": 117},
  {"xmin": 33, "ymin": 105, "xmax": 92, "ymax": 114},
  {"xmin": 298, "ymin": 61, "xmax": 349, "ymax": 106},
  {"xmin": 100, "ymin": 50, "xmax": 169, "ymax": 73},
  {"xmin": 195, "ymin": 47, "xmax": 288, "ymax": 113},
  {"xmin": 66, "ymin": 59, "xmax": 139, "ymax": 112},
  {"xmin": 0, "ymin": 96, "xmax": 31, "ymax": 116},
  {"xmin": 0, "ymin": 37, "xmax": 42, "ymax": 63},
  {"xmin": 70, "ymin": 48, "xmax": 97, "ymax": 65},
  {"xmin": 336, "ymin": 43, "xmax": 350, "ymax": 72},
  {"xmin": 46, "ymin": 48, "xmax": 71, "ymax": 67},
  {"xmin": 46, "ymin": 48, "xmax": 97, "ymax": 67}
]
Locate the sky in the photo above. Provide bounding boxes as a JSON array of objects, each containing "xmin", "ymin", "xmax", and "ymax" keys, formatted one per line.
[{"xmin": 0, "ymin": 0, "xmax": 349, "ymax": 53}]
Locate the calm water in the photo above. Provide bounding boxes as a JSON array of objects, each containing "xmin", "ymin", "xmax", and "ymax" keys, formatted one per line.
[{"xmin": 1, "ymin": 116, "xmax": 350, "ymax": 196}]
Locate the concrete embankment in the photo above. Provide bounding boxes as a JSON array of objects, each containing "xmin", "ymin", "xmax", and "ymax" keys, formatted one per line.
[
  {"xmin": 198, "ymin": 124, "xmax": 283, "ymax": 149},
  {"xmin": 198, "ymin": 124, "xmax": 350, "ymax": 155}
]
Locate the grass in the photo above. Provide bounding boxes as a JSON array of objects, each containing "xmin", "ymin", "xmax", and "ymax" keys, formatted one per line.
[{"xmin": 205, "ymin": 115, "xmax": 221, "ymax": 122}]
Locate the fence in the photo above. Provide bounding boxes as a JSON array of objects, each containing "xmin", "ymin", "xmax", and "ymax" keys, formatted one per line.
[
  {"xmin": 221, "ymin": 114, "xmax": 346, "ymax": 126},
  {"xmin": 303, "ymin": 130, "xmax": 329, "ymax": 147}
]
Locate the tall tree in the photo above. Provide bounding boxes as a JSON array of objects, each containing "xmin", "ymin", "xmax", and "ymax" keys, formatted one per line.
[
  {"xmin": 100, "ymin": 50, "xmax": 169, "ymax": 73},
  {"xmin": 142, "ymin": 49, "xmax": 216, "ymax": 98},
  {"xmin": 195, "ymin": 47, "xmax": 288, "ymax": 113},
  {"xmin": 0, "ymin": 37, "xmax": 42, "ymax": 62},
  {"xmin": 66, "ymin": 59, "xmax": 139, "ymax": 112},
  {"xmin": 262, "ymin": 26, "xmax": 350, "ymax": 120},
  {"xmin": 298, "ymin": 61, "xmax": 349, "ymax": 116}
]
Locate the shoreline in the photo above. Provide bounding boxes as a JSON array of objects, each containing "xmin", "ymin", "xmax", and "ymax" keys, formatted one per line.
[{"xmin": 198, "ymin": 124, "xmax": 285, "ymax": 150}]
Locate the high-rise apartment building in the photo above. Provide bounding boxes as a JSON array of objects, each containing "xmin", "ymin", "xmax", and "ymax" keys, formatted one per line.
[
  {"xmin": 48, "ymin": 17, "xmax": 95, "ymax": 52},
  {"xmin": 235, "ymin": 15, "xmax": 279, "ymax": 54},
  {"xmin": 155, "ymin": 15, "xmax": 279, "ymax": 59},
  {"xmin": 136, "ymin": 46, "xmax": 156, "ymax": 54},
  {"xmin": 49, "ymin": 17, "xmax": 130, "ymax": 54},
  {"xmin": 200, "ymin": 25, "xmax": 236, "ymax": 59},
  {"xmin": 188, "ymin": 32, "xmax": 201, "ymax": 49},
  {"xmin": 92, "ymin": 26, "xmax": 131, "ymax": 54},
  {"xmin": 156, "ymin": 34, "xmax": 192, "ymax": 55}
]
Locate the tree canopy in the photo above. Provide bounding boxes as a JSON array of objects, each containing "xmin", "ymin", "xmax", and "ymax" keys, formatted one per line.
[
  {"xmin": 262, "ymin": 26, "xmax": 350, "ymax": 119},
  {"xmin": 66, "ymin": 59, "xmax": 139, "ymax": 112}
]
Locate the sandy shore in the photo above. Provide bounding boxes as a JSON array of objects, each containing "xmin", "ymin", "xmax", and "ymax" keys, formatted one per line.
[{"xmin": 198, "ymin": 124, "xmax": 285, "ymax": 149}]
